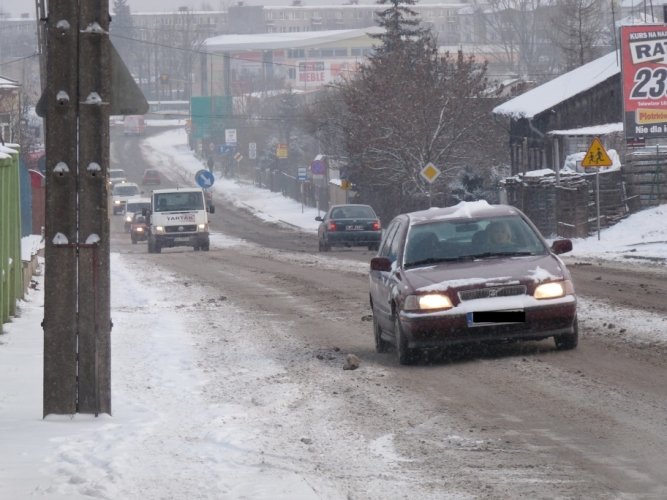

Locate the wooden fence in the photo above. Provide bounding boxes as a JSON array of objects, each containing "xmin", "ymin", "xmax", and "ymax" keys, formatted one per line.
[{"xmin": 502, "ymin": 169, "xmax": 630, "ymax": 238}]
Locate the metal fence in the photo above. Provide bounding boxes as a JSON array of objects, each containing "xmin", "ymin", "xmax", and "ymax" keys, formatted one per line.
[
  {"xmin": 1, "ymin": 144, "xmax": 23, "ymax": 328},
  {"xmin": 253, "ymin": 167, "xmax": 330, "ymax": 213}
]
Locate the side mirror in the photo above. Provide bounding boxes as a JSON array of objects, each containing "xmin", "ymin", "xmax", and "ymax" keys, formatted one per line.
[
  {"xmin": 209, "ymin": 205, "xmax": 215, "ymax": 214},
  {"xmin": 315, "ymin": 216, "xmax": 324, "ymax": 222},
  {"xmin": 370, "ymin": 256, "xmax": 392, "ymax": 272},
  {"xmin": 551, "ymin": 239, "xmax": 572, "ymax": 255}
]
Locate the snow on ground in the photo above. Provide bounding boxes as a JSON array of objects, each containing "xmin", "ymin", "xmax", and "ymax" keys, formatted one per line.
[
  {"xmin": 2, "ymin": 125, "xmax": 666, "ymax": 498},
  {"xmin": 566, "ymin": 205, "xmax": 667, "ymax": 263},
  {"xmin": 140, "ymin": 127, "xmax": 322, "ymax": 232},
  {"xmin": 142, "ymin": 128, "xmax": 667, "ymax": 263}
]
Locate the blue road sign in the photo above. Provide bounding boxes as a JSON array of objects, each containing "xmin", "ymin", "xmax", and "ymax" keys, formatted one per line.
[
  {"xmin": 311, "ymin": 159, "xmax": 326, "ymax": 175},
  {"xmin": 195, "ymin": 169, "xmax": 215, "ymax": 188},
  {"xmin": 219, "ymin": 145, "xmax": 235, "ymax": 154}
]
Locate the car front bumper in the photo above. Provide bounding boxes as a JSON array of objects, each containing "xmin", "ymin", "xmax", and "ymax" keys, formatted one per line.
[
  {"xmin": 154, "ymin": 232, "xmax": 209, "ymax": 248},
  {"xmin": 399, "ymin": 296, "xmax": 577, "ymax": 348}
]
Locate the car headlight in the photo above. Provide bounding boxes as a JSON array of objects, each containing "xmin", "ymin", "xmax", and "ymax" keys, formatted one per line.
[
  {"xmin": 404, "ymin": 293, "xmax": 453, "ymax": 311},
  {"xmin": 198, "ymin": 223, "xmax": 208, "ymax": 231},
  {"xmin": 534, "ymin": 280, "xmax": 574, "ymax": 299},
  {"xmin": 114, "ymin": 200, "xmax": 121, "ymax": 205},
  {"xmin": 125, "ymin": 215, "xmax": 132, "ymax": 222},
  {"xmin": 154, "ymin": 226, "xmax": 165, "ymax": 234},
  {"xmin": 135, "ymin": 227, "xmax": 144, "ymax": 232}
]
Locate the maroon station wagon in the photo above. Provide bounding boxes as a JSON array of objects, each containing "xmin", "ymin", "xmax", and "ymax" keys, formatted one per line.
[{"xmin": 369, "ymin": 201, "xmax": 578, "ymax": 364}]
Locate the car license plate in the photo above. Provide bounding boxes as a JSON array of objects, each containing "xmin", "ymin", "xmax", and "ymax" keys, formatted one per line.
[
  {"xmin": 345, "ymin": 225, "xmax": 364, "ymax": 231},
  {"xmin": 174, "ymin": 237, "xmax": 190, "ymax": 242},
  {"xmin": 467, "ymin": 310, "xmax": 525, "ymax": 326}
]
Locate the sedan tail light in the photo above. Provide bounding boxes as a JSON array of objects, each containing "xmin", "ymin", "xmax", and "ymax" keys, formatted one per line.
[
  {"xmin": 327, "ymin": 221, "xmax": 337, "ymax": 231},
  {"xmin": 372, "ymin": 220, "xmax": 381, "ymax": 231}
]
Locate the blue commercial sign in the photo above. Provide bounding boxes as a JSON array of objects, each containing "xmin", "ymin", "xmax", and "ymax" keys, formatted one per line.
[{"xmin": 195, "ymin": 169, "xmax": 215, "ymax": 188}]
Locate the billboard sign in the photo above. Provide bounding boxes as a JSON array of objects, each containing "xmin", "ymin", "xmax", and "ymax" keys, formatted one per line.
[
  {"xmin": 621, "ymin": 25, "xmax": 667, "ymax": 139},
  {"xmin": 298, "ymin": 61, "xmax": 325, "ymax": 83}
]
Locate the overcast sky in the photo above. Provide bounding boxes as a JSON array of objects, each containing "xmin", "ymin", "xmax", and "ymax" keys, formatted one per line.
[{"xmin": 0, "ymin": 0, "xmax": 384, "ymax": 19}]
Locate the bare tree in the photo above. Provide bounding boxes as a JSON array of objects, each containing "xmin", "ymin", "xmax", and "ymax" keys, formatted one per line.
[
  {"xmin": 547, "ymin": 0, "xmax": 612, "ymax": 71},
  {"xmin": 470, "ymin": 0, "xmax": 557, "ymax": 80}
]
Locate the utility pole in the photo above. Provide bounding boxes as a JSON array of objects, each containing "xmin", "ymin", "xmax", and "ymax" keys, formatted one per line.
[
  {"xmin": 43, "ymin": 0, "xmax": 79, "ymax": 416},
  {"xmin": 40, "ymin": 0, "xmax": 146, "ymax": 416},
  {"xmin": 35, "ymin": 0, "xmax": 47, "ymax": 92}
]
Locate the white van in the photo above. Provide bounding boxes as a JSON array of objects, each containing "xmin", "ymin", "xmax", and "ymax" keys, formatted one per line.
[{"xmin": 145, "ymin": 187, "xmax": 214, "ymax": 253}]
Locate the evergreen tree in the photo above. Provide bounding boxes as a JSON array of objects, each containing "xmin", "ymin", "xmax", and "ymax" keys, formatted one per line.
[{"xmin": 370, "ymin": 0, "xmax": 430, "ymax": 55}]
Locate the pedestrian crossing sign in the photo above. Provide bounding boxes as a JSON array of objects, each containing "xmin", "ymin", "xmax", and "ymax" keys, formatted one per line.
[{"xmin": 581, "ymin": 137, "xmax": 613, "ymax": 168}]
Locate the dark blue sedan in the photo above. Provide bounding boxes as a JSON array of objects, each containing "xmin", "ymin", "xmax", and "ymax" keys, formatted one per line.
[{"xmin": 316, "ymin": 204, "xmax": 382, "ymax": 252}]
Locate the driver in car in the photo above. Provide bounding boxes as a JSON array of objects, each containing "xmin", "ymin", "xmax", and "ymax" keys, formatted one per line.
[{"xmin": 486, "ymin": 220, "xmax": 514, "ymax": 248}]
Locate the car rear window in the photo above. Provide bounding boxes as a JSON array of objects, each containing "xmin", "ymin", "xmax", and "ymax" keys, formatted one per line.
[{"xmin": 331, "ymin": 206, "xmax": 375, "ymax": 218}]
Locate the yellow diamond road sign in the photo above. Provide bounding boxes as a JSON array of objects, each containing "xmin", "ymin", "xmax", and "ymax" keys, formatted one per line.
[
  {"xmin": 420, "ymin": 162, "xmax": 441, "ymax": 183},
  {"xmin": 581, "ymin": 137, "xmax": 613, "ymax": 168}
]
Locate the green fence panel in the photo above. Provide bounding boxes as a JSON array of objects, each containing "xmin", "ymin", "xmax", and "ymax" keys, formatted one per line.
[{"xmin": 1, "ymin": 144, "xmax": 22, "ymax": 327}]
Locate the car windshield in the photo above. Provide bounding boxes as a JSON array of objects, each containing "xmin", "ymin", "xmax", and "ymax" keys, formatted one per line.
[
  {"xmin": 330, "ymin": 206, "xmax": 375, "ymax": 219},
  {"xmin": 113, "ymin": 185, "xmax": 140, "ymax": 196},
  {"xmin": 126, "ymin": 202, "xmax": 150, "ymax": 213},
  {"xmin": 109, "ymin": 170, "xmax": 125, "ymax": 179},
  {"xmin": 154, "ymin": 192, "xmax": 204, "ymax": 212},
  {"xmin": 403, "ymin": 215, "xmax": 547, "ymax": 268}
]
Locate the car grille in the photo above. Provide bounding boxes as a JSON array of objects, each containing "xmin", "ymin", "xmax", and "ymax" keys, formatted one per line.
[
  {"xmin": 165, "ymin": 225, "xmax": 197, "ymax": 233},
  {"xmin": 458, "ymin": 285, "xmax": 527, "ymax": 301}
]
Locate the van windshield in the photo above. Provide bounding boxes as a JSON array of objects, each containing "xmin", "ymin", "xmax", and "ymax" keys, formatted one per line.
[
  {"xmin": 113, "ymin": 185, "xmax": 140, "ymax": 196},
  {"xmin": 154, "ymin": 192, "xmax": 204, "ymax": 212}
]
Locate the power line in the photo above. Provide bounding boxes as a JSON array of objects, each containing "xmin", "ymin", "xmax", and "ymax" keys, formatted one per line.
[{"xmin": 0, "ymin": 52, "xmax": 40, "ymax": 68}]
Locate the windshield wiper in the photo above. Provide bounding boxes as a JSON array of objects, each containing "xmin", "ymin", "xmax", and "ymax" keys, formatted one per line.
[
  {"xmin": 471, "ymin": 251, "xmax": 535, "ymax": 259},
  {"xmin": 405, "ymin": 255, "xmax": 474, "ymax": 267}
]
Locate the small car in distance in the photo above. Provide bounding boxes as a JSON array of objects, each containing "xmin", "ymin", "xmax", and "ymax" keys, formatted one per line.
[
  {"xmin": 123, "ymin": 115, "xmax": 145, "ymax": 135},
  {"xmin": 129, "ymin": 212, "xmax": 148, "ymax": 244},
  {"xmin": 142, "ymin": 168, "xmax": 161, "ymax": 185},
  {"xmin": 112, "ymin": 182, "xmax": 142, "ymax": 215},
  {"xmin": 369, "ymin": 201, "xmax": 578, "ymax": 364},
  {"xmin": 316, "ymin": 204, "xmax": 382, "ymax": 252},
  {"xmin": 123, "ymin": 197, "xmax": 152, "ymax": 231},
  {"xmin": 108, "ymin": 168, "xmax": 127, "ymax": 187}
]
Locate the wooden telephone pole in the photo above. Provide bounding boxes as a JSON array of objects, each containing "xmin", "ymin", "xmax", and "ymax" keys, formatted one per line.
[{"xmin": 40, "ymin": 0, "xmax": 146, "ymax": 416}]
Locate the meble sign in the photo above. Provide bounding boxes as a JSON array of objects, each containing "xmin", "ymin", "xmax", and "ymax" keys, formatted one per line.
[{"xmin": 621, "ymin": 25, "xmax": 667, "ymax": 140}]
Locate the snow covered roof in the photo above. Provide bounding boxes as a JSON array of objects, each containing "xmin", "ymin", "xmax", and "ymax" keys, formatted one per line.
[
  {"xmin": 202, "ymin": 27, "xmax": 383, "ymax": 51},
  {"xmin": 492, "ymin": 51, "xmax": 620, "ymax": 119},
  {"xmin": 0, "ymin": 76, "xmax": 20, "ymax": 89},
  {"xmin": 547, "ymin": 122, "xmax": 624, "ymax": 136}
]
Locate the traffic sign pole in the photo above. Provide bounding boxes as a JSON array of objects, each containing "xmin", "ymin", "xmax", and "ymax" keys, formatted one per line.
[
  {"xmin": 596, "ymin": 168, "xmax": 601, "ymax": 241},
  {"xmin": 581, "ymin": 137, "xmax": 612, "ymax": 241}
]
